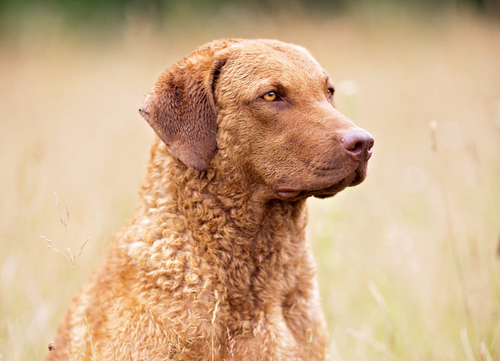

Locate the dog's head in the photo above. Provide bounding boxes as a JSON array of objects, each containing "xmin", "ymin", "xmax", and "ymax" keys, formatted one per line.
[{"xmin": 140, "ymin": 39, "xmax": 373, "ymax": 200}]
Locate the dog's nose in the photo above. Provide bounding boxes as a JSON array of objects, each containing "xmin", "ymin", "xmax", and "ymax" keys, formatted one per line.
[{"xmin": 342, "ymin": 130, "xmax": 374, "ymax": 161}]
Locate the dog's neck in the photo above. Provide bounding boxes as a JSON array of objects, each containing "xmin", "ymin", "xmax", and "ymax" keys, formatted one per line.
[
  {"xmin": 119, "ymin": 139, "xmax": 313, "ymax": 309},
  {"xmin": 138, "ymin": 139, "xmax": 308, "ymax": 252}
]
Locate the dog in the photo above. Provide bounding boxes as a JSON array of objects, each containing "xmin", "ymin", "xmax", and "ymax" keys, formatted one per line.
[{"xmin": 47, "ymin": 38, "xmax": 373, "ymax": 361}]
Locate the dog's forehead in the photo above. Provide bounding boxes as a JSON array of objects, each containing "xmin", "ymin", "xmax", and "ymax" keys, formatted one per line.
[{"xmin": 226, "ymin": 41, "xmax": 327, "ymax": 82}]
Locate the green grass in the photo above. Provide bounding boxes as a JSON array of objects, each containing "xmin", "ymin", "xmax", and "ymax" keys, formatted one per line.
[{"xmin": 0, "ymin": 4, "xmax": 499, "ymax": 360}]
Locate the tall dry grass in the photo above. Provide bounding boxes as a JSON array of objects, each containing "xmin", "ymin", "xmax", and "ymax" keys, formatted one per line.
[{"xmin": 0, "ymin": 5, "xmax": 499, "ymax": 360}]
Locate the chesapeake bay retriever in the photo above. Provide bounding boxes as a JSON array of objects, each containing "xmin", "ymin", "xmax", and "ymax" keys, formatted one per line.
[{"xmin": 47, "ymin": 38, "xmax": 373, "ymax": 361}]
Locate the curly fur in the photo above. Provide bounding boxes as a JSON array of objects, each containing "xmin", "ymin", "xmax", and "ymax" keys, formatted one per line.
[{"xmin": 47, "ymin": 39, "xmax": 373, "ymax": 361}]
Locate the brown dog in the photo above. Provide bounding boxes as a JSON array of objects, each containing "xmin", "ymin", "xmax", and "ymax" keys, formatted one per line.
[{"xmin": 47, "ymin": 39, "xmax": 373, "ymax": 361}]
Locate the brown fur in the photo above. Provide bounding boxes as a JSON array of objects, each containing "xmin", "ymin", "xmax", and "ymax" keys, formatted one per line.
[{"xmin": 47, "ymin": 39, "xmax": 373, "ymax": 361}]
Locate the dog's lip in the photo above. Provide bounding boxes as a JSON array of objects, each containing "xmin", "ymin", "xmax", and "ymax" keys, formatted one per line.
[
  {"xmin": 274, "ymin": 179, "xmax": 347, "ymax": 201},
  {"xmin": 274, "ymin": 164, "xmax": 368, "ymax": 200},
  {"xmin": 275, "ymin": 188, "xmax": 302, "ymax": 199},
  {"xmin": 347, "ymin": 169, "xmax": 365, "ymax": 187}
]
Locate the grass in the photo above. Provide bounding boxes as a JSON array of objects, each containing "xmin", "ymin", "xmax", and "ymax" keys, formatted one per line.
[
  {"xmin": 307, "ymin": 328, "xmax": 313, "ymax": 361},
  {"xmin": 0, "ymin": 3, "xmax": 499, "ymax": 360},
  {"xmin": 83, "ymin": 308, "xmax": 97, "ymax": 361},
  {"xmin": 40, "ymin": 192, "xmax": 90, "ymax": 266}
]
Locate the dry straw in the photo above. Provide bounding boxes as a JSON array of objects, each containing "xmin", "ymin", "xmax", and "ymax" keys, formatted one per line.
[
  {"xmin": 83, "ymin": 308, "xmax": 97, "ymax": 361},
  {"xmin": 306, "ymin": 328, "xmax": 313, "ymax": 361},
  {"xmin": 225, "ymin": 327, "xmax": 235, "ymax": 360},
  {"xmin": 40, "ymin": 191, "xmax": 89, "ymax": 265},
  {"xmin": 211, "ymin": 299, "xmax": 220, "ymax": 361},
  {"xmin": 368, "ymin": 282, "xmax": 418, "ymax": 361},
  {"xmin": 429, "ymin": 121, "xmax": 474, "ymax": 330},
  {"xmin": 346, "ymin": 328, "xmax": 396, "ymax": 360},
  {"xmin": 460, "ymin": 327, "xmax": 475, "ymax": 361},
  {"xmin": 480, "ymin": 342, "xmax": 494, "ymax": 361}
]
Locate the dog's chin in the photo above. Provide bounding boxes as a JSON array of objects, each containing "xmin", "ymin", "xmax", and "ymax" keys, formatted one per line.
[
  {"xmin": 310, "ymin": 170, "xmax": 362, "ymax": 199},
  {"xmin": 313, "ymin": 160, "xmax": 371, "ymax": 197},
  {"xmin": 274, "ymin": 168, "xmax": 367, "ymax": 201}
]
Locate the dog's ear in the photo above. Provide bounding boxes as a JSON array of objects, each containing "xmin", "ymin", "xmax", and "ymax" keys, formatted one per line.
[{"xmin": 139, "ymin": 41, "xmax": 233, "ymax": 170}]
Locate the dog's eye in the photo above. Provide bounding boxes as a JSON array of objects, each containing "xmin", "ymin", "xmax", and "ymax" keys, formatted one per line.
[
  {"xmin": 263, "ymin": 91, "xmax": 278, "ymax": 102},
  {"xmin": 327, "ymin": 88, "xmax": 334, "ymax": 99}
]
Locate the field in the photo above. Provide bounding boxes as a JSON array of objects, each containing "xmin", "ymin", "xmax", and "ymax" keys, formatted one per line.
[{"xmin": 0, "ymin": 4, "xmax": 499, "ymax": 360}]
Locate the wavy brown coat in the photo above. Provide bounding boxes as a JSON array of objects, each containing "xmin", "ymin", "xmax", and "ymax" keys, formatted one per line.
[{"xmin": 47, "ymin": 39, "xmax": 373, "ymax": 361}]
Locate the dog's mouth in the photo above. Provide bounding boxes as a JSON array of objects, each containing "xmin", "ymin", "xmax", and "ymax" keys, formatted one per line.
[
  {"xmin": 274, "ymin": 164, "xmax": 368, "ymax": 201},
  {"xmin": 311, "ymin": 169, "xmax": 365, "ymax": 199},
  {"xmin": 275, "ymin": 189, "xmax": 302, "ymax": 199}
]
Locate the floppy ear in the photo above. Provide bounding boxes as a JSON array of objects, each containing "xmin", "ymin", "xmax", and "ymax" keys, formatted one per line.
[{"xmin": 139, "ymin": 41, "xmax": 233, "ymax": 170}]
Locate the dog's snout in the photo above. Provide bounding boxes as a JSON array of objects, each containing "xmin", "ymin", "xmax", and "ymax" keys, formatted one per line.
[{"xmin": 342, "ymin": 130, "xmax": 374, "ymax": 161}]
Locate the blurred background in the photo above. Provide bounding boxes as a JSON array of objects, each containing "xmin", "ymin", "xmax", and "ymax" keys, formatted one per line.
[{"xmin": 1, "ymin": 0, "xmax": 499, "ymax": 360}]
